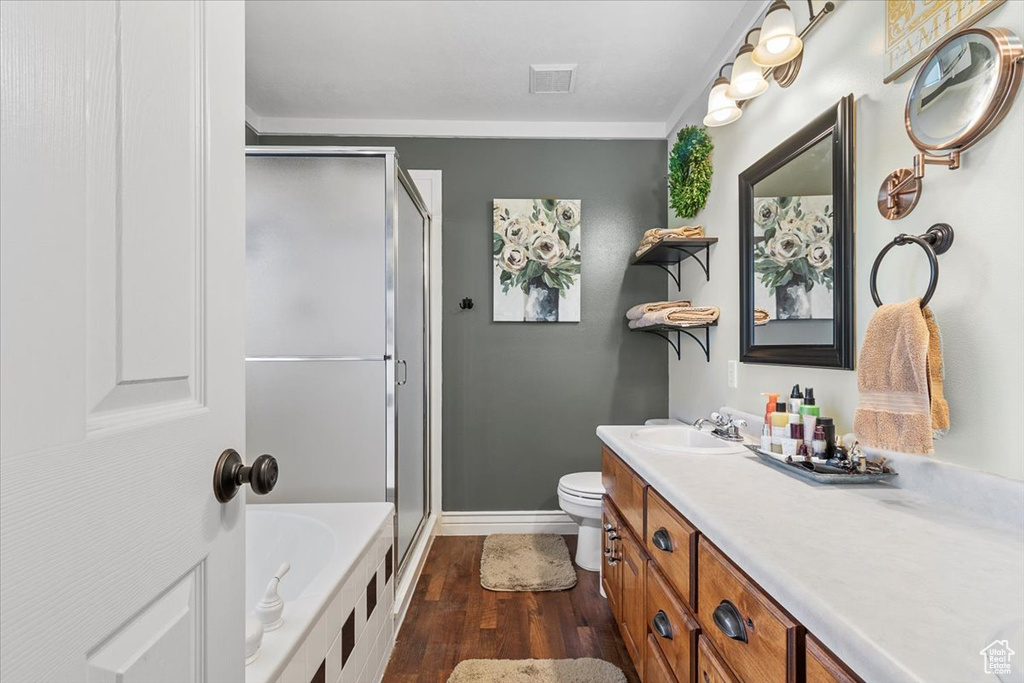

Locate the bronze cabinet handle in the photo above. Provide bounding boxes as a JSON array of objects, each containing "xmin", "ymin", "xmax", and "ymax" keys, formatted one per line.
[
  {"xmin": 712, "ymin": 600, "xmax": 748, "ymax": 643},
  {"xmin": 652, "ymin": 527, "xmax": 672, "ymax": 552},
  {"xmin": 652, "ymin": 610, "xmax": 673, "ymax": 640}
]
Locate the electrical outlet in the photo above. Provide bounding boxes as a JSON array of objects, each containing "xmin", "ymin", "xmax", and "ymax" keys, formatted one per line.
[{"xmin": 728, "ymin": 360, "xmax": 739, "ymax": 388}]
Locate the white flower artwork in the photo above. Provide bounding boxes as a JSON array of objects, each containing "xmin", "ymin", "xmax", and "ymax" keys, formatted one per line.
[
  {"xmin": 493, "ymin": 199, "xmax": 581, "ymax": 322},
  {"xmin": 752, "ymin": 195, "xmax": 834, "ymax": 321}
]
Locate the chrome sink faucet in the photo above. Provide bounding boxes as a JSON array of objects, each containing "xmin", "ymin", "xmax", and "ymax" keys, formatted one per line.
[{"xmin": 694, "ymin": 412, "xmax": 747, "ymax": 442}]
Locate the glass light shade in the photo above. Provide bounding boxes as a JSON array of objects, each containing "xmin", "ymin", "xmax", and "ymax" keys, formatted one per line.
[
  {"xmin": 726, "ymin": 45, "xmax": 769, "ymax": 100},
  {"xmin": 703, "ymin": 78, "xmax": 742, "ymax": 127},
  {"xmin": 752, "ymin": 1, "xmax": 803, "ymax": 67}
]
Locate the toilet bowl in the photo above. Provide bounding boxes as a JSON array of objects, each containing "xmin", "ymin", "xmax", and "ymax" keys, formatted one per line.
[{"xmin": 557, "ymin": 472, "xmax": 605, "ymax": 572}]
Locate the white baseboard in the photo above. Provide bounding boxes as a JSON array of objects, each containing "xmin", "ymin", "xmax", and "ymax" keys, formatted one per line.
[
  {"xmin": 393, "ymin": 512, "xmax": 438, "ymax": 635},
  {"xmin": 439, "ymin": 510, "xmax": 579, "ymax": 536}
]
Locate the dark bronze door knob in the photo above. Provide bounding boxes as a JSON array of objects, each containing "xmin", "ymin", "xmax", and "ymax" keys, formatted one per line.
[{"xmin": 214, "ymin": 449, "xmax": 278, "ymax": 503}]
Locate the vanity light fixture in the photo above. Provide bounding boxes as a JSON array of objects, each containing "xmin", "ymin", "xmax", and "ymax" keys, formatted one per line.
[
  {"xmin": 705, "ymin": 1, "xmax": 835, "ymax": 127},
  {"xmin": 727, "ymin": 35, "xmax": 770, "ymax": 100},
  {"xmin": 752, "ymin": 1, "xmax": 803, "ymax": 68},
  {"xmin": 703, "ymin": 63, "xmax": 742, "ymax": 127}
]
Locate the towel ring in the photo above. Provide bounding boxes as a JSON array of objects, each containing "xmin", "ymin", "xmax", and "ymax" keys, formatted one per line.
[{"xmin": 870, "ymin": 223, "xmax": 954, "ymax": 308}]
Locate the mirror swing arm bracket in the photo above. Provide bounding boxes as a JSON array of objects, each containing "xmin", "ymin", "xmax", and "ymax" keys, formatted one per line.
[{"xmin": 879, "ymin": 150, "xmax": 960, "ymax": 221}]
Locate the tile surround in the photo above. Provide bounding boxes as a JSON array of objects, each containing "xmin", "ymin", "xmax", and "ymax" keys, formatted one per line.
[{"xmin": 272, "ymin": 516, "xmax": 396, "ymax": 683}]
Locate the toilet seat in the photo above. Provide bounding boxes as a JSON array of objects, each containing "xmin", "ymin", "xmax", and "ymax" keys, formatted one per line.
[{"xmin": 557, "ymin": 472, "xmax": 604, "ymax": 501}]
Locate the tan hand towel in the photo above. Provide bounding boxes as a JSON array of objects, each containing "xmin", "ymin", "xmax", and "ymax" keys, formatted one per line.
[
  {"xmin": 641, "ymin": 226, "xmax": 705, "ymax": 241},
  {"xmin": 636, "ymin": 226, "xmax": 706, "ymax": 256},
  {"xmin": 662, "ymin": 306, "xmax": 719, "ymax": 325},
  {"xmin": 625, "ymin": 300, "xmax": 692, "ymax": 320},
  {"xmin": 631, "ymin": 306, "xmax": 718, "ymax": 328},
  {"xmin": 853, "ymin": 299, "xmax": 949, "ymax": 454},
  {"xmin": 924, "ymin": 306, "xmax": 950, "ymax": 435},
  {"xmin": 754, "ymin": 308, "xmax": 770, "ymax": 326}
]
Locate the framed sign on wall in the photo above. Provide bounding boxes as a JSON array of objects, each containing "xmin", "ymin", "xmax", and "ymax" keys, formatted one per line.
[{"xmin": 884, "ymin": 0, "xmax": 1006, "ymax": 83}]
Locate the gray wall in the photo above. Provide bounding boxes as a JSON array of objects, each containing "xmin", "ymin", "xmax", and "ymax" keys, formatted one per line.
[{"xmin": 257, "ymin": 134, "xmax": 668, "ymax": 510}]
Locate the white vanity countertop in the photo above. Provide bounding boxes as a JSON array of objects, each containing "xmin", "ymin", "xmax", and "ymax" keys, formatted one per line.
[{"xmin": 597, "ymin": 425, "xmax": 1024, "ymax": 683}]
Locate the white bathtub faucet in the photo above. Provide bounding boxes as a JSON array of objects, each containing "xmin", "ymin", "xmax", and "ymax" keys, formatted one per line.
[{"xmin": 255, "ymin": 562, "xmax": 290, "ymax": 631}]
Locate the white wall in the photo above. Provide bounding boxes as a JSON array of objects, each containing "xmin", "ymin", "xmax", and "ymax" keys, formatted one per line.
[{"xmin": 667, "ymin": 0, "xmax": 1024, "ymax": 480}]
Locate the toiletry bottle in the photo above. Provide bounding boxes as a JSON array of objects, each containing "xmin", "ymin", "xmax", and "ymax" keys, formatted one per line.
[
  {"xmin": 818, "ymin": 416, "xmax": 835, "ymax": 457},
  {"xmin": 800, "ymin": 388, "xmax": 819, "ymax": 447},
  {"xmin": 788, "ymin": 384, "xmax": 803, "ymax": 414},
  {"xmin": 771, "ymin": 405, "xmax": 789, "ymax": 454},
  {"xmin": 761, "ymin": 392, "xmax": 779, "ymax": 426},
  {"xmin": 812, "ymin": 426, "xmax": 827, "ymax": 459},
  {"xmin": 789, "ymin": 413, "xmax": 804, "ymax": 458}
]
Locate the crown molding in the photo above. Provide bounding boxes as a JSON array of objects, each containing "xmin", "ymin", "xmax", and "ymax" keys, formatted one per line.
[{"xmin": 245, "ymin": 113, "xmax": 668, "ymax": 140}]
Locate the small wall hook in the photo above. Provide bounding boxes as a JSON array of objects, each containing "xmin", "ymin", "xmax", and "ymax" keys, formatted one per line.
[{"xmin": 459, "ymin": 297, "xmax": 474, "ymax": 310}]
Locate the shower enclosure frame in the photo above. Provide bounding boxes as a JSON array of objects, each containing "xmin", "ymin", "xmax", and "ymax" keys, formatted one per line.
[{"xmin": 244, "ymin": 146, "xmax": 432, "ymax": 576}]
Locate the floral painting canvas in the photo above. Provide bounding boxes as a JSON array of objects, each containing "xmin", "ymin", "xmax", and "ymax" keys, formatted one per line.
[
  {"xmin": 753, "ymin": 195, "xmax": 834, "ymax": 321},
  {"xmin": 493, "ymin": 199, "xmax": 581, "ymax": 322}
]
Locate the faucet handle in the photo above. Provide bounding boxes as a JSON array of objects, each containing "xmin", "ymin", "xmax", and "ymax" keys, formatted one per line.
[
  {"xmin": 729, "ymin": 418, "xmax": 748, "ymax": 429},
  {"xmin": 710, "ymin": 411, "xmax": 730, "ymax": 427}
]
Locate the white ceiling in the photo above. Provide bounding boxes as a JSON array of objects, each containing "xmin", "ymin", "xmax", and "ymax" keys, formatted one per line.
[{"xmin": 245, "ymin": 0, "xmax": 765, "ymax": 139}]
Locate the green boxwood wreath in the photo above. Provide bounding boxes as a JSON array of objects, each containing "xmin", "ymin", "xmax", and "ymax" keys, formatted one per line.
[{"xmin": 668, "ymin": 125, "xmax": 713, "ymax": 219}]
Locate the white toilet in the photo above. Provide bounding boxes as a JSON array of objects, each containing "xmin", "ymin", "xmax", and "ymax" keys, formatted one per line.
[{"xmin": 557, "ymin": 472, "xmax": 605, "ymax": 572}]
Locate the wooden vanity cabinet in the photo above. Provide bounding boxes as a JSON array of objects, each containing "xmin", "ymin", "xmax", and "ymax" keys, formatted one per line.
[{"xmin": 602, "ymin": 444, "xmax": 863, "ymax": 683}]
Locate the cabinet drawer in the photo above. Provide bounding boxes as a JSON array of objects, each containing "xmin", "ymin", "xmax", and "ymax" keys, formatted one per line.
[
  {"xmin": 697, "ymin": 538, "xmax": 800, "ymax": 683},
  {"xmin": 604, "ymin": 447, "xmax": 646, "ymax": 539},
  {"xmin": 646, "ymin": 487, "xmax": 697, "ymax": 610},
  {"xmin": 646, "ymin": 561, "xmax": 699, "ymax": 683},
  {"xmin": 697, "ymin": 636, "xmax": 739, "ymax": 683},
  {"xmin": 807, "ymin": 635, "xmax": 862, "ymax": 683},
  {"xmin": 646, "ymin": 634, "xmax": 679, "ymax": 683}
]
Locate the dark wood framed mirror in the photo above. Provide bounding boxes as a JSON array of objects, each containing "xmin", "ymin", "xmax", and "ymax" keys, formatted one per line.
[{"xmin": 739, "ymin": 94, "xmax": 855, "ymax": 369}]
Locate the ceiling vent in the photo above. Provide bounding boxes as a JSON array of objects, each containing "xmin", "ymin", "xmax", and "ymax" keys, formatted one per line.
[{"xmin": 529, "ymin": 64, "xmax": 577, "ymax": 94}]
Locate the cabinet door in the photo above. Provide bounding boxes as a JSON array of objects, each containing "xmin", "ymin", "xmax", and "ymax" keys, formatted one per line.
[
  {"xmin": 619, "ymin": 528, "xmax": 647, "ymax": 679},
  {"xmin": 602, "ymin": 503, "xmax": 621, "ymax": 621}
]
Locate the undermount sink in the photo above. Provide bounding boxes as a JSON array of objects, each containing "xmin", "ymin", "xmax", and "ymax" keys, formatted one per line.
[{"xmin": 629, "ymin": 426, "xmax": 749, "ymax": 455}]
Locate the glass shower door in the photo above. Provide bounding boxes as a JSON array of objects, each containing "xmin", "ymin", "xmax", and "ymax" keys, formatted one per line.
[{"xmin": 394, "ymin": 174, "xmax": 429, "ymax": 570}]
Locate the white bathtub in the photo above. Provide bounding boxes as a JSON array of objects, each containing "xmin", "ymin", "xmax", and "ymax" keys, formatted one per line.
[{"xmin": 245, "ymin": 503, "xmax": 396, "ymax": 683}]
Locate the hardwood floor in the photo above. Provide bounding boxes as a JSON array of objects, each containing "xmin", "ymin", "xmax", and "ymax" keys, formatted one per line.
[{"xmin": 383, "ymin": 535, "xmax": 640, "ymax": 683}]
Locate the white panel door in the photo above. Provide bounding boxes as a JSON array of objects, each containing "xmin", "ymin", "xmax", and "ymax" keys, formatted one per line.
[{"xmin": 0, "ymin": 1, "xmax": 246, "ymax": 681}]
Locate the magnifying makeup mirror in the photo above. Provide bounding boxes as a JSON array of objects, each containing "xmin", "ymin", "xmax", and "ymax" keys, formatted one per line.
[{"xmin": 878, "ymin": 27, "xmax": 1023, "ymax": 220}]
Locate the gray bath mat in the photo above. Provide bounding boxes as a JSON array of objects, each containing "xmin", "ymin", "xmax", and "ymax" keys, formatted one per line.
[
  {"xmin": 448, "ymin": 658, "xmax": 626, "ymax": 683},
  {"xmin": 480, "ymin": 534, "xmax": 577, "ymax": 592}
]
